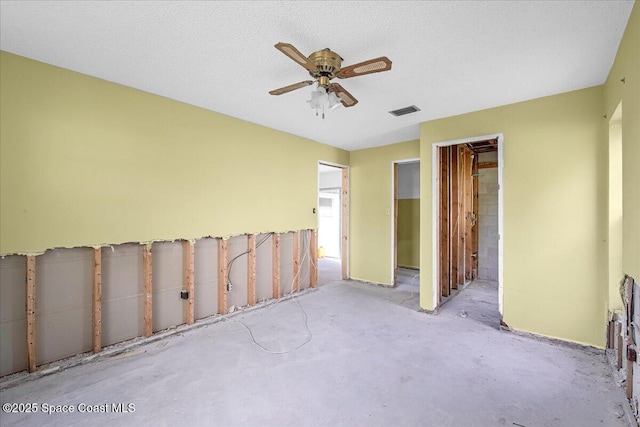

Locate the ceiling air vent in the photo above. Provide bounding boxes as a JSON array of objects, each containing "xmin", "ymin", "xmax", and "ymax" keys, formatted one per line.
[{"xmin": 389, "ymin": 105, "xmax": 421, "ymax": 117}]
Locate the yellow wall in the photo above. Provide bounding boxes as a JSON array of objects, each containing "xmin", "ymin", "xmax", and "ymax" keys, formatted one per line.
[
  {"xmin": 0, "ymin": 52, "xmax": 349, "ymax": 255},
  {"xmin": 420, "ymin": 86, "xmax": 607, "ymax": 347},
  {"xmin": 350, "ymin": 140, "xmax": 419, "ymax": 285},
  {"xmin": 604, "ymin": 3, "xmax": 640, "ymax": 283},
  {"xmin": 397, "ymin": 199, "xmax": 420, "ymax": 269},
  {"xmin": 608, "ymin": 118, "xmax": 623, "ymax": 311}
]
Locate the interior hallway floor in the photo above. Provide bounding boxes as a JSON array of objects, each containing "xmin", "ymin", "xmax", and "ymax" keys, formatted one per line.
[
  {"xmin": 0, "ymin": 279, "xmax": 631, "ymax": 427},
  {"xmin": 317, "ymin": 257, "xmax": 342, "ymax": 286}
]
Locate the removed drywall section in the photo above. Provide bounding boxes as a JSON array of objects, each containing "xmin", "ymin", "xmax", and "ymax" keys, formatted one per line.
[
  {"xmin": 280, "ymin": 233, "xmax": 295, "ymax": 295},
  {"xmin": 194, "ymin": 238, "xmax": 219, "ymax": 320},
  {"xmin": 0, "ymin": 230, "xmax": 313, "ymax": 377},
  {"xmin": 478, "ymin": 152, "xmax": 498, "ymax": 282},
  {"xmin": 420, "ymin": 86, "xmax": 607, "ymax": 346},
  {"xmin": 36, "ymin": 248, "xmax": 93, "ymax": 365},
  {"xmin": 256, "ymin": 233, "xmax": 273, "ymax": 302},
  {"xmin": 0, "ymin": 256, "xmax": 27, "ymax": 376},
  {"xmin": 0, "ymin": 52, "xmax": 349, "ymax": 256},
  {"xmin": 350, "ymin": 140, "xmax": 420, "ymax": 285},
  {"xmin": 298, "ymin": 231, "xmax": 312, "ymax": 290},
  {"xmin": 101, "ymin": 244, "xmax": 144, "ymax": 347},
  {"xmin": 151, "ymin": 242, "xmax": 183, "ymax": 331},
  {"xmin": 227, "ymin": 235, "xmax": 249, "ymax": 310}
]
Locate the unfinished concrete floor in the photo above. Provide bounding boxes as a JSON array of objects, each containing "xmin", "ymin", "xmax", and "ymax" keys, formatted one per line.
[
  {"xmin": 0, "ymin": 280, "xmax": 631, "ymax": 426},
  {"xmin": 317, "ymin": 257, "xmax": 341, "ymax": 286}
]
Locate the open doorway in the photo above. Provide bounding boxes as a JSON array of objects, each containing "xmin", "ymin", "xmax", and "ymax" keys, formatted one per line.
[
  {"xmin": 318, "ymin": 162, "xmax": 349, "ymax": 285},
  {"xmin": 392, "ymin": 160, "xmax": 421, "ymax": 294},
  {"xmin": 432, "ymin": 134, "xmax": 503, "ymax": 326}
]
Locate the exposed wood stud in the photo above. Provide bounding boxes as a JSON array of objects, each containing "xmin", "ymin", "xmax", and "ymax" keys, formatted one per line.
[
  {"xmin": 272, "ymin": 233, "xmax": 281, "ymax": 299},
  {"xmin": 293, "ymin": 231, "xmax": 301, "ymax": 292},
  {"xmin": 616, "ymin": 322, "xmax": 623, "ymax": 369},
  {"xmin": 464, "ymin": 148, "xmax": 473, "ymax": 282},
  {"xmin": 310, "ymin": 229, "xmax": 318, "ymax": 288},
  {"xmin": 143, "ymin": 244, "xmax": 153, "ymax": 337},
  {"xmin": 457, "ymin": 145, "xmax": 466, "ymax": 286},
  {"xmin": 341, "ymin": 168, "xmax": 349, "ymax": 280},
  {"xmin": 218, "ymin": 239, "xmax": 228, "ymax": 315},
  {"xmin": 26, "ymin": 255, "xmax": 36, "ymax": 373},
  {"xmin": 439, "ymin": 147, "xmax": 450, "ymax": 298},
  {"xmin": 450, "ymin": 149, "xmax": 459, "ymax": 290},
  {"xmin": 247, "ymin": 234, "xmax": 256, "ymax": 306},
  {"xmin": 478, "ymin": 161, "xmax": 498, "ymax": 169},
  {"xmin": 183, "ymin": 241, "xmax": 195, "ymax": 325},
  {"xmin": 92, "ymin": 248, "xmax": 102, "ymax": 353}
]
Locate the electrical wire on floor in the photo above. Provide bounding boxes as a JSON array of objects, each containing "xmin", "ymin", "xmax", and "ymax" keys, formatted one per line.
[
  {"xmin": 229, "ymin": 230, "xmax": 315, "ymax": 353},
  {"xmin": 227, "ymin": 233, "xmax": 272, "ymax": 290},
  {"xmin": 235, "ymin": 298, "xmax": 312, "ymax": 354}
]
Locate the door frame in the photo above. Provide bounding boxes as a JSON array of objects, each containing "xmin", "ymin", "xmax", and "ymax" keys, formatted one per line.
[
  {"xmin": 431, "ymin": 133, "xmax": 504, "ymax": 313},
  {"xmin": 318, "ymin": 161, "xmax": 350, "ymax": 280},
  {"xmin": 390, "ymin": 158, "xmax": 421, "ymax": 286}
]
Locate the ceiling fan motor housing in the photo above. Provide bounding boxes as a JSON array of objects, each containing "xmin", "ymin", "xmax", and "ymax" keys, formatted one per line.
[{"xmin": 308, "ymin": 48, "xmax": 343, "ymax": 87}]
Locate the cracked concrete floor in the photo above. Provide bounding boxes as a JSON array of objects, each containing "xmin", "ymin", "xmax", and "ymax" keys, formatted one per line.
[{"xmin": 0, "ymin": 280, "xmax": 631, "ymax": 426}]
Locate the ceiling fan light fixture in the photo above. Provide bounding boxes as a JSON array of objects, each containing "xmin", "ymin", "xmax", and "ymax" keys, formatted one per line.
[
  {"xmin": 270, "ymin": 42, "xmax": 392, "ymax": 116},
  {"xmin": 307, "ymin": 86, "xmax": 342, "ymax": 117}
]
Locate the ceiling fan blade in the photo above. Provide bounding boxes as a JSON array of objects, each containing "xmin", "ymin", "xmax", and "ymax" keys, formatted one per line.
[
  {"xmin": 274, "ymin": 42, "xmax": 317, "ymax": 72},
  {"xmin": 269, "ymin": 80, "xmax": 314, "ymax": 96},
  {"xmin": 329, "ymin": 83, "xmax": 359, "ymax": 107},
  {"xmin": 337, "ymin": 56, "xmax": 392, "ymax": 79}
]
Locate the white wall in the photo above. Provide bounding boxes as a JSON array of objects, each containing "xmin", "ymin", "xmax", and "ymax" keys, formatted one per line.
[
  {"xmin": 319, "ymin": 170, "xmax": 342, "ymax": 189},
  {"xmin": 398, "ymin": 162, "xmax": 420, "ymax": 200}
]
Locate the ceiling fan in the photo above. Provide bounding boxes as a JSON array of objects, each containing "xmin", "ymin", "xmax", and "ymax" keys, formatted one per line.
[{"xmin": 269, "ymin": 42, "xmax": 392, "ymax": 112}]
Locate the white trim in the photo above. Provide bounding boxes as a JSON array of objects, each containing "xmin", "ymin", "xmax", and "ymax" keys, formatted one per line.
[
  {"xmin": 497, "ymin": 137, "xmax": 504, "ymax": 315},
  {"xmin": 317, "ymin": 160, "xmax": 350, "ymax": 277},
  {"xmin": 430, "ymin": 133, "xmax": 504, "ymax": 313},
  {"xmin": 391, "ymin": 158, "xmax": 421, "ymax": 286}
]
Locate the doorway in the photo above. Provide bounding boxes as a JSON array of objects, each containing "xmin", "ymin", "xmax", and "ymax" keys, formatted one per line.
[
  {"xmin": 392, "ymin": 160, "xmax": 421, "ymax": 293},
  {"xmin": 318, "ymin": 162, "xmax": 349, "ymax": 285},
  {"xmin": 432, "ymin": 134, "xmax": 504, "ymax": 320}
]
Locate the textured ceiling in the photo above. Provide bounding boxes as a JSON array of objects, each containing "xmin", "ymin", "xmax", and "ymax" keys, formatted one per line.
[{"xmin": 0, "ymin": 1, "xmax": 634, "ymax": 151}]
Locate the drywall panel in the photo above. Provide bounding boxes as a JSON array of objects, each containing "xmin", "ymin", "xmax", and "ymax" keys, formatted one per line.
[
  {"xmin": 256, "ymin": 233, "xmax": 273, "ymax": 302},
  {"xmin": 36, "ymin": 248, "xmax": 92, "ymax": 365},
  {"xmin": 604, "ymin": 3, "xmax": 640, "ymax": 281},
  {"xmin": 280, "ymin": 233, "xmax": 295, "ymax": 295},
  {"xmin": 227, "ymin": 235, "xmax": 249, "ymax": 309},
  {"xmin": 0, "ymin": 255, "xmax": 27, "ymax": 376},
  {"xmin": 101, "ymin": 244, "xmax": 144, "ymax": 347},
  {"xmin": 398, "ymin": 162, "xmax": 420, "ymax": 200},
  {"xmin": 478, "ymin": 168, "xmax": 499, "ymax": 281},
  {"xmin": 0, "ymin": 51, "xmax": 350, "ymax": 256},
  {"xmin": 420, "ymin": 86, "xmax": 607, "ymax": 346},
  {"xmin": 194, "ymin": 238, "xmax": 218, "ymax": 319},
  {"xmin": 397, "ymin": 199, "xmax": 420, "ymax": 269},
  {"xmin": 350, "ymin": 140, "xmax": 420, "ymax": 285},
  {"xmin": 151, "ymin": 242, "xmax": 183, "ymax": 331}
]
